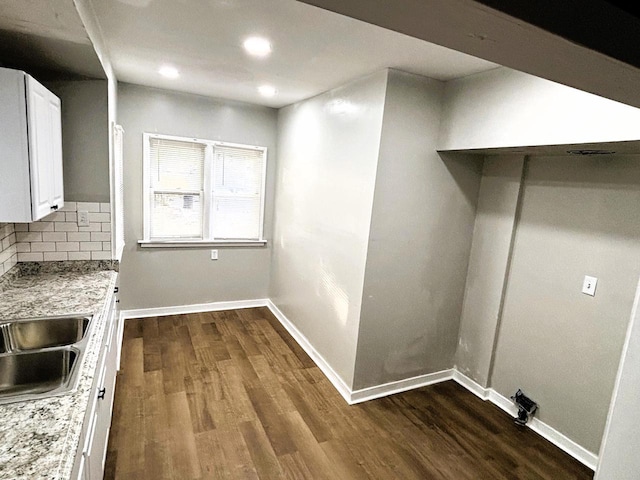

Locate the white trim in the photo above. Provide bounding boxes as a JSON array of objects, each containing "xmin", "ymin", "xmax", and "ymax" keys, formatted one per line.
[
  {"xmin": 350, "ymin": 369, "xmax": 454, "ymax": 404},
  {"xmin": 137, "ymin": 239, "xmax": 267, "ymax": 248},
  {"xmin": 142, "ymin": 132, "xmax": 151, "ymax": 240},
  {"xmin": 265, "ymin": 300, "xmax": 453, "ymax": 405},
  {"xmin": 488, "ymin": 389, "xmax": 598, "ymax": 470},
  {"xmin": 452, "ymin": 370, "xmax": 490, "ymax": 400},
  {"xmin": 142, "ymin": 132, "xmax": 268, "ymax": 243},
  {"xmin": 121, "ymin": 298, "xmax": 269, "ymax": 319},
  {"xmin": 266, "ymin": 300, "xmax": 353, "ymax": 404}
]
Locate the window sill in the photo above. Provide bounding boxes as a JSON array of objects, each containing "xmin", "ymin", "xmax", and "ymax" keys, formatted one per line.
[{"xmin": 138, "ymin": 239, "xmax": 267, "ymax": 248}]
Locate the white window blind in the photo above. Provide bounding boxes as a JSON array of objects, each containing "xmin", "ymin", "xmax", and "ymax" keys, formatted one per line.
[
  {"xmin": 143, "ymin": 133, "xmax": 267, "ymax": 244},
  {"xmin": 212, "ymin": 145, "xmax": 265, "ymax": 240},
  {"xmin": 149, "ymin": 137, "xmax": 205, "ymax": 239}
]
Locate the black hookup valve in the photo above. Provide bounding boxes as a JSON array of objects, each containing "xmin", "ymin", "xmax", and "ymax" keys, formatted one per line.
[{"xmin": 511, "ymin": 389, "xmax": 538, "ymax": 426}]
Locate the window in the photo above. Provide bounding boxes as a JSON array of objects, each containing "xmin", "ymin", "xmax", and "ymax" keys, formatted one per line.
[{"xmin": 142, "ymin": 133, "xmax": 267, "ymax": 245}]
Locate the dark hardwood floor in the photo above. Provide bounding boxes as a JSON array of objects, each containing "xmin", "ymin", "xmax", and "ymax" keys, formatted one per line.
[{"xmin": 104, "ymin": 307, "xmax": 593, "ymax": 479}]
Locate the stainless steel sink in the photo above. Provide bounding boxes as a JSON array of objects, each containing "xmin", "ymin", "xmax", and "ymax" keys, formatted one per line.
[
  {"xmin": 0, "ymin": 313, "xmax": 94, "ymax": 404},
  {"xmin": 0, "ymin": 314, "xmax": 92, "ymax": 352},
  {"xmin": 0, "ymin": 348, "xmax": 79, "ymax": 398}
]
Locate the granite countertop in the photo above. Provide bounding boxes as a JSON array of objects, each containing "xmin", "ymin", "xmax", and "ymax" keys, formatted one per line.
[{"xmin": 0, "ymin": 262, "xmax": 118, "ymax": 480}]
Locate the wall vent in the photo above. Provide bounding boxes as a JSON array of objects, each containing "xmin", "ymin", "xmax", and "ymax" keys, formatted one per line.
[{"xmin": 567, "ymin": 149, "xmax": 616, "ymax": 155}]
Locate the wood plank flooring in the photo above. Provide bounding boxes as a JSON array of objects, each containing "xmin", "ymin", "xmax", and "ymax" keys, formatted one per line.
[{"xmin": 104, "ymin": 308, "xmax": 593, "ymax": 479}]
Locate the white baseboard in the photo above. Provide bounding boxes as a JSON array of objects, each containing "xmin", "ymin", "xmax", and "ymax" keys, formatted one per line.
[
  {"xmin": 121, "ymin": 298, "xmax": 268, "ymax": 319},
  {"xmin": 350, "ymin": 369, "xmax": 454, "ymax": 404},
  {"xmin": 120, "ymin": 299, "xmax": 598, "ymax": 471},
  {"xmin": 265, "ymin": 300, "xmax": 353, "ymax": 403},
  {"xmin": 452, "ymin": 370, "xmax": 490, "ymax": 400},
  {"xmin": 487, "ymin": 388, "xmax": 598, "ymax": 471}
]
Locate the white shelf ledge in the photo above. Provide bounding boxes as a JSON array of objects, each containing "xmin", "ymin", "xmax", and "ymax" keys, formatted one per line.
[{"xmin": 137, "ymin": 239, "xmax": 267, "ymax": 248}]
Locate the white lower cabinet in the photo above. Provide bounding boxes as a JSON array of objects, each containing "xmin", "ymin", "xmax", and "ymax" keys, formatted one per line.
[{"xmin": 72, "ymin": 291, "xmax": 121, "ymax": 480}]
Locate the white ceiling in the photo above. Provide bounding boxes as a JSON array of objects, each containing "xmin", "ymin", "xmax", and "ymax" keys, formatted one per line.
[
  {"xmin": 89, "ymin": 0, "xmax": 499, "ymax": 108},
  {"xmin": 0, "ymin": 0, "xmax": 87, "ymax": 43},
  {"xmin": 0, "ymin": 0, "xmax": 105, "ymax": 78}
]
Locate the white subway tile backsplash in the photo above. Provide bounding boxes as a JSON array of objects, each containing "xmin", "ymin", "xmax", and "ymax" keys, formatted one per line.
[
  {"xmin": 44, "ymin": 212, "xmax": 66, "ymax": 222},
  {"xmin": 59, "ymin": 202, "xmax": 77, "ymax": 212},
  {"xmin": 67, "ymin": 232, "xmax": 91, "ymax": 242},
  {"xmin": 30, "ymin": 242, "xmax": 56, "ymax": 252},
  {"xmin": 7, "ymin": 205, "xmax": 112, "ymax": 264},
  {"xmin": 90, "ymin": 232, "xmax": 111, "ymax": 242},
  {"xmin": 0, "ymin": 229, "xmax": 16, "ymax": 278},
  {"xmin": 0, "ymin": 223, "xmax": 17, "ymax": 279},
  {"xmin": 88, "ymin": 212, "xmax": 110, "ymax": 223},
  {"xmin": 79, "ymin": 223, "xmax": 102, "ymax": 232},
  {"xmin": 77, "ymin": 202, "xmax": 100, "ymax": 213},
  {"xmin": 16, "ymin": 243, "xmax": 30, "ymax": 253},
  {"xmin": 0, "ymin": 246, "xmax": 15, "ymax": 264},
  {"xmin": 42, "ymin": 232, "xmax": 67, "ymax": 242},
  {"xmin": 2, "ymin": 255, "xmax": 17, "ymax": 274},
  {"xmin": 28, "ymin": 222, "xmax": 54, "ymax": 232},
  {"xmin": 17, "ymin": 232, "xmax": 42, "ymax": 243},
  {"xmin": 18, "ymin": 252, "xmax": 43, "ymax": 262},
  {"xmin": 44, "ymin": 252, "xmax": 68, "ymax": 261},
  {"xmin": 68, "ymin": 251, "xmax": 91, "ymax": 261},
  {"xmin": 56, "ymin": 242, "xmax": 80, "ymax": 252},
  {"xmin": 55, "ymin": 222, "xmax": 79, "ymax": 232},
  {"xmin": 80, "ymin": 242, "xmax": 102, "ymax": 251}
]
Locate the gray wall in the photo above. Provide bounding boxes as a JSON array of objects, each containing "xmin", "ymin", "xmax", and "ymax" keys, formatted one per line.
[
  {"xmin": 439, "ymin": 68, "xmax": 640, "ymax": 151},
  {"xmin": 270, "ymin": 71, "xmax": 388, "ymax": 388},
  {"xmin": 117, "ymin": 83, "xmax": 277, "ymax": 309},
  {"xmin": 353, "ymin": 70, "xmax": 482, "ymax": 389},
  {"xmin": 490, "ymin": 155, "xmax": 640, "ymax": 453},
  {"xmin": 46, "ymin": 80, "xmax": 110, "ymax": 202},
  {"xmin": 455, "ymin": 156, "xmax": 524, "ymax": 386}
]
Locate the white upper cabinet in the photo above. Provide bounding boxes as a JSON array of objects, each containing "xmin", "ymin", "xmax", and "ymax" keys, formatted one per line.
[{"xmin": 0, "ymin": 67, "xmax": 64, "ymax": 222}]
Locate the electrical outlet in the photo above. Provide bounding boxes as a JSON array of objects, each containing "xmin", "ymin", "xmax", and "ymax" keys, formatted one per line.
[
  {"xmin": 77, "ymin": 210, "xmax": 90, "ymax": 227},
  {"xmin": 210, "ymin": 249, "xmax": 218, "ymax": 260},
  {"xmin": 582, "ymin": 275, "xmax": 598, "ymax": 296}
]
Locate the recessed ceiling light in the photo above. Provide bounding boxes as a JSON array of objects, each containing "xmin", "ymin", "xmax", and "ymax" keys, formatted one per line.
[
  {"xmin": 158, "ymin": 65, "xmax": 179, "ymax": 79},
  {"xmin": 258, "ymin": 85, "xmax": 277, "ymax": 98},
  {"xmin": 243, "ymin": 37, "xmax": 272, "ymax": 57}
]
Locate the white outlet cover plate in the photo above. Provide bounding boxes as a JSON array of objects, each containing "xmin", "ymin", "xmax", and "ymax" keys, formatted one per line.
[
  {"xmin": 77, "ymin": 211, "xmax": 90, "ymax": 227},
  {"xmin": 210, "ymin": 249, "xmax": 218, "ymax": 260},
  {"xmin": 582, "ymin": 275, "xmax": 598, "ymax": 296}
]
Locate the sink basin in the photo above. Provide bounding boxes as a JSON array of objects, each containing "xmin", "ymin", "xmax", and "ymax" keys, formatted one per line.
[
  {"xmin": 0, "ymin": 348, "xmax": 79, "ymax": 400},
  {"xmin": 0, "ymin": 313, "xmax": 94, "ymax": 404},
  {"xmin": 0, "ymin": 314, "xmax": 92, "ymax": 352}
]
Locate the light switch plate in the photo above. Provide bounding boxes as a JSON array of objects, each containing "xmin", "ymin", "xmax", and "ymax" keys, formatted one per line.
[
  {"xmin": 210, "ymin": 249, "xmax": 218, "ymax": 260},
  {"xmin": 582, "ymin": 276, "xmax": 598, "ymax": 296}
]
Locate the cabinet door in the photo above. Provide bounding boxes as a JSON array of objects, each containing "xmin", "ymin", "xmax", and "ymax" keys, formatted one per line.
[
  {"xmin": 26, "ymin": 77, "xmax": 63, "ymax": 220},
  {"xmin": 86, "ymin": 357, "xmax": 107, "ymax": 480},
  {"xmin": 27, "ymin": 78, "xmax": 54, "ymax": 220},
  {"xmin": 86, "ymin": 309, "xmax": 119, "ymax": 480}
]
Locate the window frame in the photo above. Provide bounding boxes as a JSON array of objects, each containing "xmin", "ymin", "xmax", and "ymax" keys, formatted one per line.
[{"xmin": 141, "ymin": 132, "xmax": 268, "ymax": 247}]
